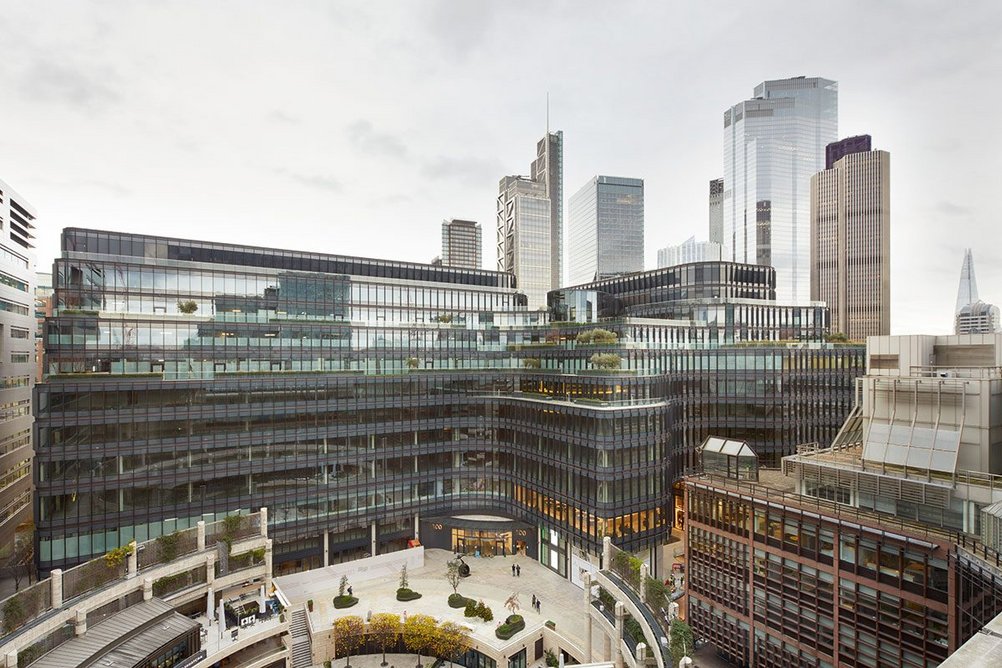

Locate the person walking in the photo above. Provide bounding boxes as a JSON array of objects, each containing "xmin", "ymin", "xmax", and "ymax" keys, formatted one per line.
[
  {"xmin": 537, "ymin": 600, "xmax": 541, "ymax": 613},
  {"xmin": 511, "ymin": 563, "xmax": 516, "ymax": 576},
  {"xmin": 516, "ymin": 564, "xmax": 521, "ymax": 577},
  {"xmin": 531, "ymin": 594, "xmax": 537, "ymax": 608}
]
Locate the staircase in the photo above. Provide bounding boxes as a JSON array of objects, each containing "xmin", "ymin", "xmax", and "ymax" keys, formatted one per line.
[{"xmin": 290, "ymin": 607, "xmax": 314, "ymax": 668}]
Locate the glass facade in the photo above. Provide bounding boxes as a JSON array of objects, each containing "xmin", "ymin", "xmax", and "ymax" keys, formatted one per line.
[
  {"xmin": 567, "ymin": 176, "xmax": 644, "ymax": 284},
  {"xmin": 35, "ymin": 229, "xmax": 864, "ymax": 575},
  {"xmin": 724, "ymin": 76, "xmax": 838, "ymax": 304}
]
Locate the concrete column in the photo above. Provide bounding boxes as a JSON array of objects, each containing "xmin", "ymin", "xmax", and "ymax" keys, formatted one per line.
[
  {"xmin": 603, "ymin": 536, "xmax": 612, "ymax": 570},
  {"xmin": 640, "ymin": 563, "xmax": 649, "ymax": 603},
  {"xmin": 197, "ymin": 521, "xmax": 206, "ymax": 551},
  {"xmin": 414, "ymin": 513, "xmax": 420, "ymax": 541},
  {"xmin": 370, "ymin": 522, "xmax": 377, "ymax": 556},
  {"xmin": 265, "ymin": 539, "xmax": 274, "ymax": 591},
  {"xmin": 206, "ymin": 553, "xmax": 216, "ymax": 586},
  {"xmin": 127, "ymin": 541, "xmax": 137, "ymax": 578},
  {"xmin": 207, "ymin": 588, "xmax": 214, "ymax": 622},
  {"xmin": 636, "ymin": 643, "xmax": 647, "ymax": 666},
  {"xmin": 582, "ymin": 572, "xmax": 593, "ymax": 662},
  {"xmin": 143, "ymin": 577, "xmax": 153, "ymax": 601},
  {"xmin": 260, "ymin": 507, "xmax": 269, "ymax": 537},
  {"xmin": 323, "ymin": 530, "xmax": 330, "ymax": 567},
  {"xmin": 73, "ymin": 609, "xmax": 87, "ymax": 636},
  {"xmin": 5, "ymin": 652, "xmax": 17, "ymax": 668},
  {"xmin": 51, "ymin": 569, "xmax": 63, "ymax": 608},
  {"xmin": 613, "ymin": 602, "xmax": 625, "ymax": 668},
  {"xmin": 604, "ymin": 632, "xmax": 612, "ymax": 661}
]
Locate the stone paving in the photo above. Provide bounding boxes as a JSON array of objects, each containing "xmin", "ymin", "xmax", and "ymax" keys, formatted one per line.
[{"xmin": 279, "ymin": 548, "xmax": 590, "ymax": 656}]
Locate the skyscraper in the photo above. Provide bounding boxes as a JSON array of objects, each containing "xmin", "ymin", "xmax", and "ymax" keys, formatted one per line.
[
  {"xmin": 954, "ymin": 249, "xmax": 1000, "ymax": 334},
  {"xmin": 0, "ymin": 179, "xmax": 36, "ymax": 563},
  {"xmin": 656, "ymin": 236, "xmax": 722, "ymax": 269},
  {"xmin": 567, "ymin": 175, "xmax": 644, "ymax": 284},
  {"xmin": 441, "ymin": 218, "xmax": 482, "ymax": 269},
  {"xmin": 810, "ymin": 135, "xmax": 890, "ymax": 339},
  {"xmin": 956, "ymin": 248, "xmax": 979, "ymax": 315},
  {"xmin": 498, "ymin": 132, "xmax": 563, "ymax": 307},
  {"xmin": 723, "ymin": 76, "xmax": 838, "ymax": 304},
  {"xmin": 708, "ymin": 178, "xmax": 724, "ymax": 244}
]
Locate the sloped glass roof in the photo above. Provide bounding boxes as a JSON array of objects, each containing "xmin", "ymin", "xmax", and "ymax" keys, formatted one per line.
[{"xmin": 862, "ymin": 421, "xmax": 961, "ymax": 474}]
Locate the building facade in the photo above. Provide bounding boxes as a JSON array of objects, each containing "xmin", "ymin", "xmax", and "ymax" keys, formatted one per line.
[
  {"xmin": 687, "ymin": 334, "xmax": 1002, "ymax": 667},
  {"xmin": 35, "ymin": 230, "xmax": 864, "ymax": 578},
  {"xmin": 810, "ymin": 137, "xmax": 890, "ymax": 339},
  {"xmin": 498, "ymin": 132, "xmax": 563, "ymax": 307},
  {"xmin": 656, "ymin": 236, "xmax": 722, "ymax": 269},
  {"xmin": 0, "ymin": 179, "xmax": 36, "ymax": 565},
  {"xmin": 708, "ymin": 178, "xmax": 724, "ymax": 245},
  {"xmin": 723, "ymin": 76, "xmax": 838, "ymax": 305},
  {"xmin": 953, "ymin": 250, "xmax": 999, "ymax": 335},
  {"xmin": 567, "ymin": 176, "xmax": 644, "ymax": 284},
  {"xmin": 441, "ymin": 219, "xmax": 482, "ymax": 270}
]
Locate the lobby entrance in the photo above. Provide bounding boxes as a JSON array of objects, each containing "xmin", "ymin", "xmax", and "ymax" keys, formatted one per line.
[{"xmin": 454, "ymin": 528, "xmax": 511, "ymax": 557}]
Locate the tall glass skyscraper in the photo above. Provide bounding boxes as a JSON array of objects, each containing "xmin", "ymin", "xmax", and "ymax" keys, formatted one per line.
[
  {"xmin": 567, "ymin": 176, "xmax": 644, "ymax": 284},
  {"xmin": 498, "ymin": 132, "xmax": 563, "ymax": 308},
  {"xmin": 723, "ymin": 76, "xmax": 838, "ymax": 304}
]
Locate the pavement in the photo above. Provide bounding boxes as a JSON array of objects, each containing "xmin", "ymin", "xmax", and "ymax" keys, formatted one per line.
[{"xmin": 278, "ymin": 548, "xmax": 590, "ymax": 656}]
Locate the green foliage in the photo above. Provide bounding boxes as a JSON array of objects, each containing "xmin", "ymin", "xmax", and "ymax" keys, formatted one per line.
[
  {"xmin": 223, "ymin": 514, "xmax": 243, "ymax": 536},
  {"xmin": 576, "ymin": 328, "xmax": 618, "ymax": 345},
  {"xmin": 624, "ymin": 617, "xmax": 645, "ymax": 644},
  {"xmin": 544, "ymin": 649, "xmax": 559, "ymax": 667},
  {"xmin": 104, "ymin": 543, "xmax": 134, "ymax": 568},
  {"xmin": 157, "ymin": 532, "xmax": 181, "ymax": 562},
  {"xmin": 448, "ymin": 593, "xmax": 474, "ymax": 608},
  {"xmin": 589, "ymin": 353, "xmax": 622, "ymax": 370},
  {"xmin": 2, "ymin": 596, "xmax": 25, "ymax": 634},
  {"xmin": 435, "ymin": 314, "xmax": 453, "ymax": 323},
  {"xmin": 339, "ymin": 574, "xmax": 349, "ymax": 598},
  {"xmin": 494, "ymin": 614, "xmax": 525, "ymax": 640},
  {"xmin": 307, "ymin": 599, "xmax": 314, "ymax": 611},
  {"xmin": 463, "ymin": 600, "xmax": 477, "ymax": 617},
  {"xmin": 611, "ymin": 550, "xmax": 643, "ymax": 587},
  {"xmin": 477, "ymin": 601, "xmax": 493, "ymax": 622},
  {"xmin": 406, "ymin": 357, "xmax": 420, "ymax": 369},
  {"xmin": 177, "ymin": 300, "xmax": 198, "ymax": 314},
  {"xmin": 396, "ymin": 587, "xmax": 422, "ymax": 601},
  {"xmin": 825, "ymin": 331, "xmax": 849, "ymax": 343},
  {"xmin": 446, "ymin": 560, "xmax": 463, "ymax": 594},
  {"xmin": 324, "ymin": 661, "xmax": 332, "ymax": 668},
  {"xmin": 644, "ymin": 577, "xmax": 670, "ymax": 610},
  {"xmin": 153, "ymin": 573, "xmax": 186, "ymax": 597},
  {"xmin": 333, "ymin": 595, "xmax": 359, "ymax": 609},
  {"xmin": 522, "ymin": 358, "xmax": 541, "ymax": 369},
  {"xmin": 333, "ymin": 615, "xmax": 366, "ymax": 659},
  {"xmin": 250, "ymin": 547, "xmax": 266, "ymax": 562},
  {"xmin": 399, "ymin": 564, "xmax": 409, "ymax": 590},
  {"xmin": 669, "ymin": 619, "xmax": 695, "ymax": 665}
]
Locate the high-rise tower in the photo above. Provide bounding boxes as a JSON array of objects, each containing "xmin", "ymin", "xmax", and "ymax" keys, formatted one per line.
[
  {"xmin": 567, "ymin": 175, "xmax": 644, "ymax": 284},
  {"xmin": 810, "ymin": 135, "xmax": 890, "ymax": 339},
  {"xmin": 954, "ymin": 249, "xmax": 1000, "ymax": 334},
  {"xmin": 723, "ymin": 76, "xmax": 838, "ymax": 304},
  {"xmin": 441, "ymin": 219, "xmax": 482, "ymax": 269},
  {"xmin": 708, "ymin": 178, "xmax": 724, "ymax": 245},
  {"xmin": 498, "ymin": 131, "xmax": 563, "ymax": 308},
  {"xmin": 956, "ymin": 249, "xmax": 979, "ymax": 315}
]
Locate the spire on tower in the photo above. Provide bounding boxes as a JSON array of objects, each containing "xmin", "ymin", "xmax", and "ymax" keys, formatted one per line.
[{"xmin": 955, "ymin": 248, "xmax": 980, "ymax": 314}]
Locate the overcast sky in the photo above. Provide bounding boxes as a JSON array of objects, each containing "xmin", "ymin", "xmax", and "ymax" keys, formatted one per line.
[{"xmin": 2, "ymin": 1, "xmax": 999, "ymax": 335}]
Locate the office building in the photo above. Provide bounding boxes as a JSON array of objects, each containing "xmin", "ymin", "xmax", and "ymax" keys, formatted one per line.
[
  {"xmin": 955, "ymin": 248, "xmax": 979, "ymax": 314},
  {"xmin": 35, "ymin": 271, "xmax": 53, "ymax": 382},
  {"xmin": 440, "ymin": 218, "xmax": 482, "ymax": 270},
  {"xmin": 656, "ymin": 236, "xmax": 722, "ymax": 269},
  {"xmin": 0, "ymin": 178, "xmax": 36, "ymax": 565},
  {"xmin": 498, "ymin": 132, "xmax": 563, "ymax": 307},
  {"xmin": 567, "ymin": 176, "xmax": 644, "ymax": 284},
  {"xmin": 810, "ymin": 135, "xmax": 890, "ymax": 339},
  {"xmin": 723, "ymin": 76, "xmax": 838, "ymax": 304},
  {"xmin": 35, "ymin": 229, "xmax": 863, "ymax": 579},
  {"xmin": 687, "ymin": 334, "xmax": 1002, "ymax": 667},
  {"xmin": 708, "ymin": 178, "xmax": 724, "ymax": 244}
]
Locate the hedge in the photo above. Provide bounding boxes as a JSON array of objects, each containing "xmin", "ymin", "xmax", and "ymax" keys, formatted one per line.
[
  {"xmin": 333, "ymin": 595, "xmax": 359, "ymax": 609},
  {"xmin": 396, "ymin": 588, "xmax": 422, "ymax": 602},
  {"xmin": 495, "ymin": 614, "xmax": 525, "ymax": 640}
]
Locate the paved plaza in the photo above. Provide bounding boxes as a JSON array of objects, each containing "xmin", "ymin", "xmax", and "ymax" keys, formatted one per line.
[{"xmin": 277, "ymin": 548, "xmax": 591, "ymax": 657}]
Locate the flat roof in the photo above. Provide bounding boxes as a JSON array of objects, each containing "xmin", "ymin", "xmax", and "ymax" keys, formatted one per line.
[{"xmin": 33, "ymin": 599, "xmax": 200, "ymax": 668}]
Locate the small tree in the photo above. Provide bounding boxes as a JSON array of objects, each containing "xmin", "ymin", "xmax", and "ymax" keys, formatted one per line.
[
  {"xmin": 405, "ymin": 357, "xmax": 420, "ymax": 369},
  {"xmin": 432, "ymin": 621, "xmax": 469, "ymax": 664},
  {"xmin": 399, "ymin": 564, "xmax": 409, "ymax": 590},
  {"xmin": 669, "ymin": 619, "xmax": 695, "ymax": 666},
  {"xmin": 333, "ymin": 615, "xmax": 366, "ymax": 668},
  {"xmin": 504, "ymin": 592, "xmax": 520, "ymax": 616},
  {"xmin": 402, "ymin": 613, "xmax": 437, "ymax": 668},
  {"xmin": 339, "ymin": 574, "xmax": 349, "ymax": 598},
  {"xmin": 522, "ymin": 358, "xmax": 541, "ymax": 369},
  {"xmin": 446, "ymin": 559, "xmax": 462, "ymax": 595},
  {"xmin": 590, "ymin": 353, "xmax": 622, "ymax": 370},
  {"xmin": 177, "ymin": 300, "xmax": 198, "ymax": 314},
  {"xmin": 369, "ymin": 613, "xmax": 401, "ymax": 667}
]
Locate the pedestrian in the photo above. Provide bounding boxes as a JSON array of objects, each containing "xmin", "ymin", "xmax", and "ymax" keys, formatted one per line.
[
  {"xmin": 516, "ymin": 564, "xmax": 521, "ymax": 577},
  {"xmin": 532, "ymin": 594, "xmax": 537, "ymax": 608},
  {"xmin": 502, "ymin": 544, "xmax": 507, "ymax": 557},
  {"xmin": 512, "ymin": 564, "xmax": 516, "ymax": 576},
  {"xmin": 537, "ymin": 600, "xmax": 541, "ymax": 613},
  {"xmin": 348, "ymin": 586, "xmax": 353, "ymax": 596}
]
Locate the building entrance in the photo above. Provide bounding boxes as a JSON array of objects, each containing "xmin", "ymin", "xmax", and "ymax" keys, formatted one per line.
[{"xmin": 453, "ymin": 529, "xmax": 512, "ymax": 557}]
